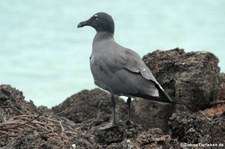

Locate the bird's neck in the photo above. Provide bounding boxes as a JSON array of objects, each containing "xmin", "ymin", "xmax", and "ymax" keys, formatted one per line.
[{"xmin": 94, "ymin": 32, "xmax": 114, "ymax": 42}]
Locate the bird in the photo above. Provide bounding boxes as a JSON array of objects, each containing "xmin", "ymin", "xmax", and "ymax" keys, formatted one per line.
[{"xmin": 77, "ymin": 12, "xmax": 173, "ymax": 130}]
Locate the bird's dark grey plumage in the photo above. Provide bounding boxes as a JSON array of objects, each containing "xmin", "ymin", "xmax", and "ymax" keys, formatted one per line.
[{"xmin": 78, "ymin": 12, "xmax": 173, "ymax": 129}]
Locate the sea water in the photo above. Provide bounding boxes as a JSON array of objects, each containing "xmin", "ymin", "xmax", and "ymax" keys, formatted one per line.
[{"xmin": 0, "ymin": 0, "xmax": 225, "ymax": 107}]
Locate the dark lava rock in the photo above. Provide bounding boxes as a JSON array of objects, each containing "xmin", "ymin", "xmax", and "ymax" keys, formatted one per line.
[
  {"xmin": 143, "ymin": 48, "xmax": 220, "ymax": 112},
  {"xmin": 52, "ymin": 89, "xmax": 128, "ymax": 125},
  {"xmin": 219, "ymin": 84, "xmax": 225, "ymax": 101},
  {"xmin": 96, "ymin": 126, "xmax": 124, "ymax": 145},
  {"xmin": 135, "ymin": 128, "xmax": 179, "ymax": 149},
  {"xmin": 2, "ymin": 131, "xmax": 61, "ymax": 149},
  {"xmin": 94, "ymin": 122, "xmax": 142, "ymax": 145},
  {"xmin": 220, "ymin": 72, "xmax": 225, "ymax": 83},
  {"xmin": 219, "ymin": 73, "xmax": 225, "ymax": 101},
  {"xmin": 92, "ymin": 123, "xmax": 179, "ymax": 149},
  {"xmin": 0, "ymin": 84, "xmax": 38, "ymax": 122},
  {"xmin": 169, "ymin": 105, "xmax": 225, "ymax": 145},
  {"xmin": 0, "ymin": 84, "xmax": 79, "ymax": 148},
  {"xmin": 132, "ymin": 99, "xmax": 175, "ymax": 132}
]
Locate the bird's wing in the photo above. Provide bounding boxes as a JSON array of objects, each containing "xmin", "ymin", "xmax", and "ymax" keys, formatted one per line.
[
  {"xmin": 113, "ymin": 46, "xmax": 158, "ymax": 83},
  {"xmin": 116, "ymin": 47, "xmax": 174, "ymax": 101}
]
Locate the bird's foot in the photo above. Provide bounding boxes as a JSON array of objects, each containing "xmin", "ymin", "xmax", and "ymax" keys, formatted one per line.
[
  {"xmin": 99, "ymin": 120, "xmax": 117, "ymax": 130},
  {"xmin": 126, "ymin": 119, "xmax": 134, "ymax": 126}
]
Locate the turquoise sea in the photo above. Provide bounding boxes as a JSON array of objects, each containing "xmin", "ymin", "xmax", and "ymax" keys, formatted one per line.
[{"xmin": 1, "ymin": 0, "xmax": 225, "ymax": 107}]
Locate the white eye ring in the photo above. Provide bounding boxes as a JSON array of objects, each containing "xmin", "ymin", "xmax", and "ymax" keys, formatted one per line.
[{"xmin": 94, "ymin": 15, "xmax": 98, "ymax": 20}]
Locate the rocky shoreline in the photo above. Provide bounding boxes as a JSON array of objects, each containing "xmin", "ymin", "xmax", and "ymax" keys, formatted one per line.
[{"xmin": 0, "ymin": 48, "xmax": 224, "ymax": 148}]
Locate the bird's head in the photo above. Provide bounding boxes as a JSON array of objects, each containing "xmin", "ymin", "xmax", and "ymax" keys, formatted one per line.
[{"xmin": 77, "ymin": 12, "xmax": 115, "ymax": 34}]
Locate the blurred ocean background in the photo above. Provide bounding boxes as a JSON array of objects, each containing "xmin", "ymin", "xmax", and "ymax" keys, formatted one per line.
[{"xmin": 1, "ymin": 0, "xmax": 225, "ymax": 107}]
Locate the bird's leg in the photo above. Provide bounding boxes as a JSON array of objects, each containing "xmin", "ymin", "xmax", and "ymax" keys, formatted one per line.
[
  {"xmin": 126, "ymin": 97, "xmax": 134, "ymax": 125},
  {"xmin": 100, "ymin": 94, "xmax": 117, "ymax": 130},
  {"xmin": 111, "ymin": 94, "xmax": 116, "ymax": 125}
]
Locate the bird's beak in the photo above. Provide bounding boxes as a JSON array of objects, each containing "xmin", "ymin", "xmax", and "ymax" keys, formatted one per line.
[{"xmin": 77, "ymin": 19, "xmax": 90, "ymax": 28}]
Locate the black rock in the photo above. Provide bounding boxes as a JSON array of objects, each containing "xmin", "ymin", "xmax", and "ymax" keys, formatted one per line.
[{"xmin": 143, "ymin": 48, "xmax": 220, "ymax": 111}]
